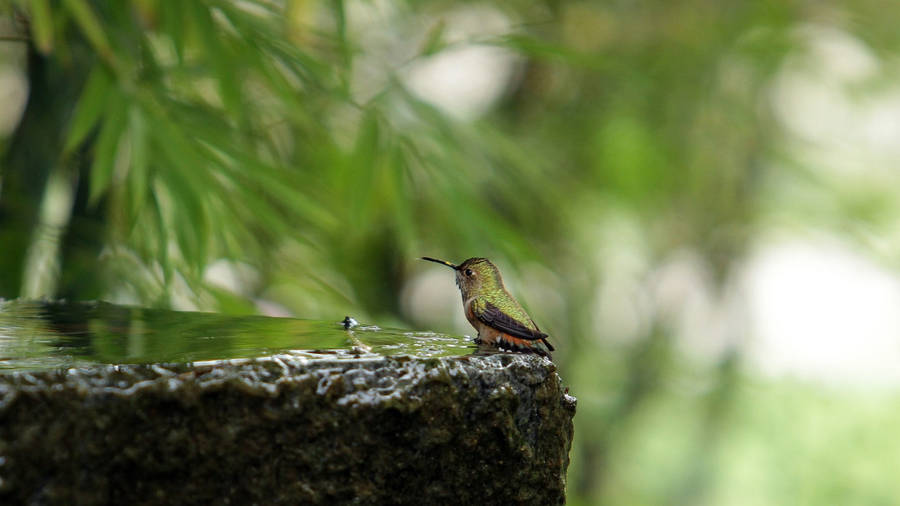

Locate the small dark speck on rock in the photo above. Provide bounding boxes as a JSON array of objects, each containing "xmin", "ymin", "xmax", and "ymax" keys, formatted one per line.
[{"xmin": 341, "ymin": 316, "xmax": 359, "ymax": 329}]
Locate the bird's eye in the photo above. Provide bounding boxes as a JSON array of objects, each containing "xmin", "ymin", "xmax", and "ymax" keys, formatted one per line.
[{"xmin": 464, "ymin": 268, "xmax": 474, "ymax": 277}]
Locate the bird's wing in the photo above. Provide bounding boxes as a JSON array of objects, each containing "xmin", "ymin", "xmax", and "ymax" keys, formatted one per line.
[{"xmin": 473, "ymin": 299, "xmax": 549, "ymax": 342}]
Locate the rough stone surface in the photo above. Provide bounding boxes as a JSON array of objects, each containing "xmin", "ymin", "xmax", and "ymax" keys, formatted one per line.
[{"xmin": 0, "ymin": 353, "xmax": 576, "ymax": 505}]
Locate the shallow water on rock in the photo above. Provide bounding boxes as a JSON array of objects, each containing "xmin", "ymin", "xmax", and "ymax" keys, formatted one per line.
[{"xmin": 0, "ymin": 300, "xmax": 475, "ymax": 371}]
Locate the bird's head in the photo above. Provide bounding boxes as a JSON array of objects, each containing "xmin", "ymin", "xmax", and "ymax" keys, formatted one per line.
[{"xmin": 421, "ymin": 256, "xmax": 503, "ymax": 299}]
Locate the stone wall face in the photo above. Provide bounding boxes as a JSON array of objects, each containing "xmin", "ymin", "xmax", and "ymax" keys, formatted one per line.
[{"xmin": 0, "ymin": 353, "xmax": 576, "ymax": 505}]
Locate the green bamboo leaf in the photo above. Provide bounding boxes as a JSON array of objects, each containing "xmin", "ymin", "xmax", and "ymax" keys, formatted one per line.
[
  {"xmin": 388, "ymin": 144, "xmax": 415, "ymax": 246},
  {"xmin": 171, "ymin": 184, "xmax": 206, "ymax": 271},
  {"xmin": 347, "ymin": 111, "xmax": 381, "ymax": 223},
  {"xmin": 216, "ymin": 153, "xmax": 337, "ymax": 230},
  {"xmin": 88, "ymin": 92, "xmax": 126, "ymax": 206},
  {"xmin": 126, "ymin": 106, "xmax": 150, "ymax": 226},
  {"xmin": 154, "ymin": 168, "xmax": 205, "ymax": 274},
  {"xmin": 28, "ymin": 0, "xmax": 54, "ymax": 53},
  {"xmin": 159, "ymin": 2, "xmax": 185, "ymax": 63},
  {"xmin": 188, "ymin": 3, "xmax": 243, "ymax": 117},
  {"xmin": 63, "ymin": 65, "xmax": 112, "ymax": 155},
  {"xmin": 420, "ymin": 20, "xmax": 446, "ymax": 56},
  {"xmin": 332, "ymin": 0, "xmax": 349, "ymax": 65},
  {"xmin": 143, "ymin": 114, "xmax": 210, "ymax": 270},
  {"xmin": 155, "ymin": 105, "xmax": 335, "ymax": 231},
  {"xmin": 207, "ymin": 168, "xmax": 290, "ymax": 240},
  {"xmin": 62, "ymin": 0, "xmax": 116, "ymax": 65},
  {"xmin": 148, "ymin": 188, "xmax": 172, "ymax": 292}
]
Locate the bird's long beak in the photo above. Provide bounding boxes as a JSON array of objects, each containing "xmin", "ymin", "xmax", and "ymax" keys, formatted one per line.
[{"xmin": 421, "ymin": 257, "xmax": 459, "ymax": 270}]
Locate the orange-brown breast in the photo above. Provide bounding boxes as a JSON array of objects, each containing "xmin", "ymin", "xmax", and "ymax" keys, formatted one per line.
[{"xmin": 478, "ymin": 326, "xmax": 541, "ymax": 352}]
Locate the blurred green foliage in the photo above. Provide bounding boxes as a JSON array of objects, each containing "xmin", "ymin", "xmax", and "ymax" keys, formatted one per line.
[{"xmin": 3, "ymin": 0, "xmax": 900, "ymax": 504}]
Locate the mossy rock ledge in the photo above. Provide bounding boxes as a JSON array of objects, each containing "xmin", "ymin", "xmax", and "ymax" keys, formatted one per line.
[{"xmin": 0, "ymin": 353, "xmax": 576, "ymax": 505}]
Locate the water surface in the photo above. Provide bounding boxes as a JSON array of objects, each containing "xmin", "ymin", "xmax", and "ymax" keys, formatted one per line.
[{"xmin": 0, "ymin": 300, "xmax": 475, "ymax": 371}]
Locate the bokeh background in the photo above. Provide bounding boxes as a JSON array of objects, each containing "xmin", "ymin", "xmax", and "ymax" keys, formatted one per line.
[{"xmin": 3, "ymin": 1, "xmax": 900, "ymax": 504}]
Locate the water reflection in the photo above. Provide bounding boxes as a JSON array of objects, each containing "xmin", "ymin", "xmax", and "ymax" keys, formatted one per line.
[{"xmin": 0, "ymin": 300, "xmax": 475, "ymax": 371}]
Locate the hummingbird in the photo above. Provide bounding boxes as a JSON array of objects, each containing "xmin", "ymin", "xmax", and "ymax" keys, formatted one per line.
[{"xmin": 421, "ymin": 257, "xmax": 555, "ymax": 358}]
